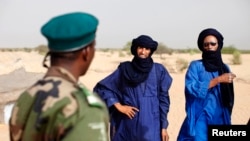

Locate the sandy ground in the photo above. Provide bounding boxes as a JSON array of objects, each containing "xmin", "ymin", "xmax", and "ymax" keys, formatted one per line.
[{"xmin": 0, "ymin": 51, "xmax": 249, "ymax": 141}]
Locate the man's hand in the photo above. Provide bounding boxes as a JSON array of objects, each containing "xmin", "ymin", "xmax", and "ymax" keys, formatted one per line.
[
  {"xmin": 161, "ymin": 129, "xmax": 169, "ymax": 141},
  {"xmin": 219, "ymin": 72, "xmax": 236, "ymax": 83},
  {"xmin": 209, "ymin": 72, "xmax": 236, "ymax": 88},
  {"xmin": 114, "ymin": 103, "xmax": 139, "ymax": 119}
]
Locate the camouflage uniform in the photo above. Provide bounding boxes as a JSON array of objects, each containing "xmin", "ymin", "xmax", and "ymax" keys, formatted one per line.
[{"xmin": 9, "ymin": 67, "xmax": 109, "ymax": 141}]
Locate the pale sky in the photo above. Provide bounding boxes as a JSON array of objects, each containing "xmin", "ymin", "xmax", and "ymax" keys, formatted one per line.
[{"xmin": 0, "ymin": 0, "xmax": 249, "ymax": 49}]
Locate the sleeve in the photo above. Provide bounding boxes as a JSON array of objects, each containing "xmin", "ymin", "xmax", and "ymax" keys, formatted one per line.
[
  {"xmin": 62, "ymin": 107, "xmax": 109, "ymax": 141},
  {"xmin": 9, "ymin": 91, "xmax": 34, "ymax": 141},
  {"xmin": 185, "ymin": 61, "xmax": 210, "ymax": 99},
  {"xmin": 93, "ymin": 69, "xmax": 121, "ymax": 108},
  {"xmin": 158, "ymin": 64, "xmax": 172, "ymax": 129}
]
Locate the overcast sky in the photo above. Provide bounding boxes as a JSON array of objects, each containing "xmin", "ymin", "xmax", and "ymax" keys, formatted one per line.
[{"xmin": 0, "ymin": 0, "xmax": 249, "ymax": 49}]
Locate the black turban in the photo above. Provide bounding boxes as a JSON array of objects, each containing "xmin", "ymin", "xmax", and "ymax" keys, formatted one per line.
[
  {"xmin": 197, "ymin": 28, "xmax": 224, "ymax": 51},
  {"xmin": 131, "ymin": 35, "xmax": 158, "ymax": 56}
]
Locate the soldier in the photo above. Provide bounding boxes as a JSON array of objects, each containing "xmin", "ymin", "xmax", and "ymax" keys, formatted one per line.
[{"xmin": 9, "ymin": 12, "xmax": 109, "ymax": 141}]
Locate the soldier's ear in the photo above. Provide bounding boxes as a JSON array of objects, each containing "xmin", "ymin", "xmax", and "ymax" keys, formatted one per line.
[
  {"xmin": 81, "ymin": 40, "xmax": 95, "ymax": 61},
  {"xmin": 82, "ymin": 45, "xmax": 93, "ymax": 61},
  {"xmin": 81, "ymin": 47, "xmax": 88, "ymax": 61}
]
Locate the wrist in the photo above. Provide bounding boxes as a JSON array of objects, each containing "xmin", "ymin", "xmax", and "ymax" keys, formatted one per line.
[
  {"xmin": 114, "ymin": 103, "xmax": 121, "ymax": 109},
  {"xmin": 217, "ymin": 76, "xmax": 221, "ymax": 83}
]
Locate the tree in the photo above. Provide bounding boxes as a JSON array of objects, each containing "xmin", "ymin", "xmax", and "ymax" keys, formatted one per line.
[{"xmin": 154, "ymin": 42, "xmax": 173, "ymax": 55}]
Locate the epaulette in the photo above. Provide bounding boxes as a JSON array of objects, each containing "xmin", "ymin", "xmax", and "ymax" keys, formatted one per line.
[{"xmin": 79, "ymin": 84, "xmax": 104, "ymax": 108}]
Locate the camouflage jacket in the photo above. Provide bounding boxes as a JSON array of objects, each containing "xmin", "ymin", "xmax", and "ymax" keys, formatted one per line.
[{"xmin": 9, "ymin": 67, "xmax": 109, "ymax": 141}]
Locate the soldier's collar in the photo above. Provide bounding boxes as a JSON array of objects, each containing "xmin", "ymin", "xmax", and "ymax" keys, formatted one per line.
[{"xmin": 45, "ymin": 67, "xmax": 77, "ymax": 84}]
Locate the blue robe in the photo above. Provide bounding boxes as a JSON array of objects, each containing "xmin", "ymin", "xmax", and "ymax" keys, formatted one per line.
[
  {"xmin": 94, "ymin": 63, "xmax": 172, "ymax": 141},
  {"xmin": 177, "ymin": 60, "xmax": 232, "ymax": 141}
]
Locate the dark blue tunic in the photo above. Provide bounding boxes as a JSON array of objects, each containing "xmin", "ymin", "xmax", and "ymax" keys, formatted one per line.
[{"xmin": 94, "ymin": 63, "xmax": 172, "ymax": 141}]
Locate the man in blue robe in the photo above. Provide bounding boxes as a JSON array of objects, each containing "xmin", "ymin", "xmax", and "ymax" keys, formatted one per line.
[
  {"xmin": 93, "ymin": 35, "xmax": 173, "ymax": 141},
  {"xmin": 177, "ymin": 28, "xmax": 236, "ymax": 141}
]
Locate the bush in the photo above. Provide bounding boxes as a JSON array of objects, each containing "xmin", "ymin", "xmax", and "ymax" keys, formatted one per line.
[
  {"xmin": 118, "ymin": 51, "xmax": 126, "ymax": 57},
  {"xmin": 231, "ymin": 50, "xmax": 242, "ymax": 65},
  {"xmin": 221, "ymin": 46, "xmax": 238, "ymax": 54},
  {"xmin": 176, "ymin": 58, "xmax": 188, "ymax": 72},
  {"xmin": 34, "ymin": 45, "xmax": 48, "ymax": 55}
]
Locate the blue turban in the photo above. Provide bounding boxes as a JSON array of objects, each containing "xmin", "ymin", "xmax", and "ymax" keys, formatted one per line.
[
  {"xmin": 131, "ymin": 35, "xmax": 158, "ymax": 56},
  {"xmin": 197, "ymin": 28, "xmax": 224, "ymax": 51}
]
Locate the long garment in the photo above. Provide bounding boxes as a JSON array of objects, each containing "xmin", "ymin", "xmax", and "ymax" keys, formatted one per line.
[
  {"xmin": 9, "ymin": 67, "xmax": 109, "ymax": 141},
  {"xmin": 177, "ymin": 60, "xmax": 232, "ymax": 141},
  {"xmin": 94, "ymin": 63, "xmax": 172, "ymax": 141}
]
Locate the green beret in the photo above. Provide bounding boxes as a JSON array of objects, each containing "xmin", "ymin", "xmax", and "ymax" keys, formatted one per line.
[{"xmin": 41, "ymin": 12, "xmax": 98, "ymax": 52}]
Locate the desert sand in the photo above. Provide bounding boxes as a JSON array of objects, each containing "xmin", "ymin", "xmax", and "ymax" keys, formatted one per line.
[{"xmin": 0, "ymin": 50, "xmax": 249, "ymax": 141}]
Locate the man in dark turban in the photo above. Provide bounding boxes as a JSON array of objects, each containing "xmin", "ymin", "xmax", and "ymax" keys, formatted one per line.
[
  {"xmin": 93, "ymin": 35, "xmax": 173, "ymax": 141},
  {"xmin": 177, "ymin": 28, "xmax": 236, "ymax": 141}
]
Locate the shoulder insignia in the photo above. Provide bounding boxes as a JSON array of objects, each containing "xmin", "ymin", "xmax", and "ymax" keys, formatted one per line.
[{"xmin": 79, "ymin": 85, "xmax": 104, "ymax": 108}]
